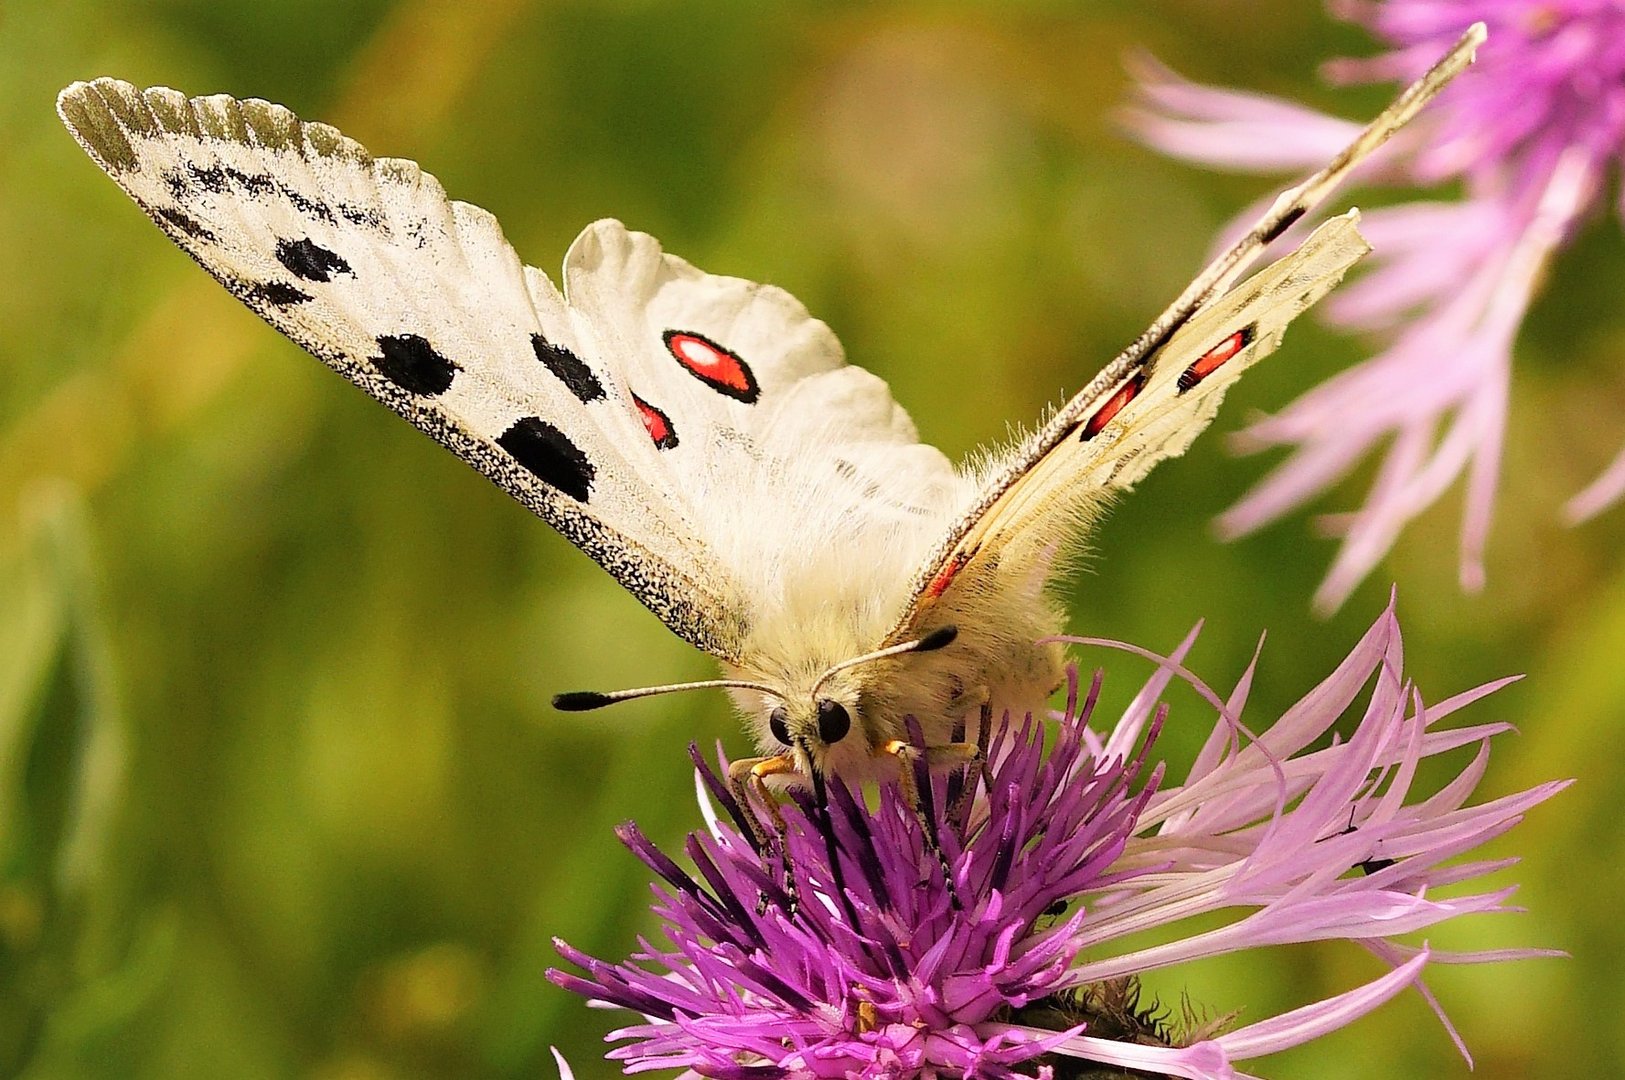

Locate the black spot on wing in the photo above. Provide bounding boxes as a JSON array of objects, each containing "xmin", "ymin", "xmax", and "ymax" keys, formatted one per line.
[
  {"xmin": 371, "ymin": 334, "xmax": 458, "ymax": 397},
  {"xmin": 187, "ymin": 162, "xmax": 229, "ymax": 193},
  {"xmin": 222, "ymin": 166, "xmax": 276, "ymax": 196},
  {"xmin": 246, "ymin": 281, "xmax": 314, "ymax": 306},
  {"xmin": 190, "ymin": 163, "xmax": 333, "ymax": 222},
  {"xmin": 156, "ymin": 205, "xmax": 216, "ymax": 243},
  {"xmin": 405, "ymin": 217, "xmax": 436, "ymax": 249},
  {"xmin": 338, "ymin": 203, "xmax": 385, "ymax": 229},
  {"xmin": 497, "ymin": 417, "xmax": 594, "ymax": 502},
  {"xmin": 531, "ymin": 333, "xmax": 604, "ymax": 403},
  {"xmin": 161, "ymin": 163, "xmax": 346, "ymax": 235},
  {"xmin": 279, "ymin": 182, "xmax": 336, "ymax": 224},
  {"xmin": 276, "ymin": 237, "xmax": 351, "ymax": 282}
]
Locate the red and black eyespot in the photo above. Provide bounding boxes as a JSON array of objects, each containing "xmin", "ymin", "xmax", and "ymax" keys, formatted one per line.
[
  {"xmin": 1080, "ymin": 373, "xmax": 1146, "ymax": 441},
  {"xmin": 1178, "ymin": 323, "xmax": 1256, "ymax": 394},
  {"xmin": 632, "ymin": 391, "xmax": 678, "ymax": 450},
  {"xmin": 663, "ymin": 329, "xmax": 759, "ymax": 403}
]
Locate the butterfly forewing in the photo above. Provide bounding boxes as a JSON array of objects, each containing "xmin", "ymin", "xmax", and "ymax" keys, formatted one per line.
[{"xmin": 57, "ymin": 78, "xmax": 755, "ymax": 655}]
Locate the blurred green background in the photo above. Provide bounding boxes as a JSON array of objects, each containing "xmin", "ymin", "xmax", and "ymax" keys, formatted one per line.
[{"xmin": 2, "ymin": 2, "xmax": 1621, "ymax": 1078}]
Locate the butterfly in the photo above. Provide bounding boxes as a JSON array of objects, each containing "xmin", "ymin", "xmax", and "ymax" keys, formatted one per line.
[{"xmin": 56, "ymin": 27, "xmax": 1481, "ymax": 815}]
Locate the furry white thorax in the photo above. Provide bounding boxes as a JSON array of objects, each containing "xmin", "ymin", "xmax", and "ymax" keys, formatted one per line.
[{"xmin": 702, "ymin": 401, "xmax": 1075, "ymax": 782}]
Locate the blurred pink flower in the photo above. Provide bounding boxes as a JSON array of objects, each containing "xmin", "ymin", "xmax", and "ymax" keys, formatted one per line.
[
  {"xmin": 1128, "ymin": 2, "xmax": 1625, "ymax": 612},
  {"xmin": 551, "ymin": 600, "xmax": 1564, "ymax": 1079}
]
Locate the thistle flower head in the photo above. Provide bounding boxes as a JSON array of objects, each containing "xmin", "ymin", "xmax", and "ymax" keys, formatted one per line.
[
  {"xmin": 1128, "ymin": 4, "xmax": 1625, "ymax": 610},
  {"xmin": 550, "ymin": 602, "xmax": 1564, "ymax": 1079}
]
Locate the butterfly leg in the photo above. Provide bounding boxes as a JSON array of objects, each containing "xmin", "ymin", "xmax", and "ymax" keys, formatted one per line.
[
  {"xmin": 880, "ymin": 738, "xmax": 978, "ymax": 910},
  {"xmin": 944, "ymin": 702, "xmax": 994, "ymax": 829},
  {"xmin": 726, "ymin": 754, "xmax": 799, "ymax": 914}
]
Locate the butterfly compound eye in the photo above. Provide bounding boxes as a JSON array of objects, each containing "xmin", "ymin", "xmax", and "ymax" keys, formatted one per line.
[
  {"xmin": 816, "ymin": 699, "xmax": 851, "ymax": 744},
  {"xmin": 769, "ymin": 707, "xmax": 792, "ymax": 747}
]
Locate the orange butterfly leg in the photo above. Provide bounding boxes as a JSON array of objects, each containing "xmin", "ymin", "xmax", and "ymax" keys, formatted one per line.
[{"xmin": 727, "ymin": 754, "xmax": 800, "ymax": 912}]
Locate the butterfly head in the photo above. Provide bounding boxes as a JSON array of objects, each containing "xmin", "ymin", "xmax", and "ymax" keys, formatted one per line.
[
  {"xmin": 736, "ymin": 624, "xmax": 960, "ymax": 779},
  {"xmin": 758, "ymin": 694, "xmax": 857, "ymax": 778}
]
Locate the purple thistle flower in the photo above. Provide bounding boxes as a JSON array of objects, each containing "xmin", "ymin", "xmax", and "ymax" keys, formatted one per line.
[
  {"xmin": 1127, "ymin": 4, "xmax": 1625, "ymax": 612},
  {"xmin": 550, "ymin": 600, "xmax": 1565, "ymax": 1079}
]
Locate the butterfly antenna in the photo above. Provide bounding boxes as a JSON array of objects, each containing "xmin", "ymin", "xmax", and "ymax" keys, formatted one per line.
[
  {"xmin": 553, "ymin": 679, "xmax": 787, "ymax": 712},
  {"xmin": 810, "ymin": 626, "xmax": 958, "ymax": 698}
]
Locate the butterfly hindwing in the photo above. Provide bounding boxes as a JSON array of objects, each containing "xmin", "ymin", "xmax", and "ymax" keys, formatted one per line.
[
  {"xmin": 893, "ymin": 213, "xmax": 1369, "ymax": 634},
  {"xmin": 1075, "ymin": 212, "xmax": 1369, "ymax": 493},
  {"xmin": 559, "ymin": 218, "xmax": 966, "ymax": 522}
]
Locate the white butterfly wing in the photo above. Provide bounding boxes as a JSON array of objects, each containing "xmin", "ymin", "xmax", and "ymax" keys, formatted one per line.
[
  {"xmin": 58, "ymin": 78, "xmax": 749, "ymax": 655},
  {"xmin": 560, "ymin": 218, "xmax": 963, "ymax": 522},
  {"xmin": 58, "ymin": 78, "xmax": 961, "ymax": 663}
]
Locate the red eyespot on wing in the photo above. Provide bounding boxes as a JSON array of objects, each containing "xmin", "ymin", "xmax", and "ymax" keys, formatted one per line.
[
  {"xmin": 632, "ymin": 391, "xmax": 678, "ymax": 450},
  {"xmin": 663, "ymin": 330, "xmax": 760, "ymax": 403},
  {"xmin": 1178, "ymin": 324, "xmax": 1256, "ymax": 394},
  {"xmin": 1081, "ymin": 374, "xmax": 1146, "ymax": 441},
  {"xmin": 927, "ymin": 551, "xmax": 970, "ymax": 598}
]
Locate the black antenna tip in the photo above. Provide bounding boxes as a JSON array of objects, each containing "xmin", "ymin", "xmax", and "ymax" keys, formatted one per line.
[
  {"xmin": 553, "ymin": 690, "xmax": 614, "ymax": 712},
  {"xmin": 917, "ymin": 625, "xmax": 958, "ymax": 652}
]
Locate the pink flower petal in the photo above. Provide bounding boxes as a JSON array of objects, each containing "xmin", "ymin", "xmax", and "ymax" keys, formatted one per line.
[
  {"xmin": 1216, "ymin": 948, "xmax": 1430, "ymax": 1057},
  {"xmin": 1564, "ymin": 438, "xmax": 1625, "ymax": 521}
]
